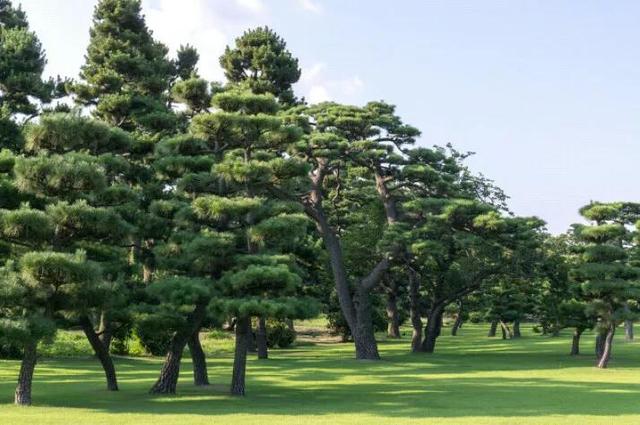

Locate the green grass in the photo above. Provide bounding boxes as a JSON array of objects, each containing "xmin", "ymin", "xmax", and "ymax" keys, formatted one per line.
[{"xmin": 1, "ymin": 323, "xmax": 639, "ymax": 424}]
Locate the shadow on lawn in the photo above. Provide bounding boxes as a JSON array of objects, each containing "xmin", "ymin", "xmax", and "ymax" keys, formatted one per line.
[{"xmin": 1, "ymin": 327, "xmax": 639, "ymax": 419}]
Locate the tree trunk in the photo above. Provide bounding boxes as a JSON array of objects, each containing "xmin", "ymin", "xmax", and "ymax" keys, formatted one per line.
[
  {"xmin": 451, "ymin": 303, "xmax": 464, "ymax": 336},
  {"xmin": 421, "ymin": 305, "xmax": 444, "ymax": 353},
  {"xmin": 80, "ymin": 316, "xmax": 118, "ymax": 391},
  {"xmin": 256, "ymin": 316, "xmax": 268, "ymax": 359},
  {"xmin": 386, "ymin": 289, "xmax": 401, "ymax": 338},
  {"xmin": 353, "ymin": 287, "xmax": 380, "ymax": 360},
  {"xmin": 570, "ymin": 328, "xmax": 582, "ymax": 356},
  {"xmin": 14, "ymin": 340, "xmax": 37, "ymax": 406},
  {"xmin": 188, "ymin": 331, "xmax": 209, "ymax": 386},
  {"xmin": 597, "ymin": 326, "xmax": 615, "ymax": 369},
  {"xmin": 97, "ymin": 311, "xmax": 112, "ymax": 352},
  {"xmin": 625, "ymin": 320, "xmax": 634, "ymax": 342},
  {"xmin": 500, "ymin": 321, "xmax": 512, "ymax": 340},
  {"xmin": 286, "ymin": 319, "xmax": 295, "ymax": 333},
  {"xmin": 409, "ymin": 267, "xmax": 423, "ymax": 352},
  {"xmin": 488, "ymin": 320, "xmax": 498, "ymax": 337},
  {"xmin": 149, "ymin": 303, "xmax": 206, "ymax": 394},
  {"xmin": 595, "ymin": 330, "xmax": 606, "ymax": 360},
  {"xmin": 231, "ymin": 316, "xmax": 250, "ymax": 396},
  {"xmin": 513, "ymin": 320, "xmax": 521, "ymax": 338}
]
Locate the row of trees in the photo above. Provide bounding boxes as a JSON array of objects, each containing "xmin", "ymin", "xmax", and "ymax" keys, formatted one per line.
[{"xmin": 0, "ymin": 0, "xmax": 638, "ymax": 407}]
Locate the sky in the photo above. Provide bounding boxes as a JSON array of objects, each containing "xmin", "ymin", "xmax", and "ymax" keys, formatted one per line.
[{"xmin": 18, "ymin": 0, "xmax": 640, "ymax": 234}]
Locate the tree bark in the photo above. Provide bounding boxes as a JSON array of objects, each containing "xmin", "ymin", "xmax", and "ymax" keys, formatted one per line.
[
  {"xmin": 286, "ymin": 319, "xmax": 295, "ymax": 332},
  {"xmin": 149, "ymin": 303, "xmax": 206, "ymax": 394},
  {"xmin": 421, "ymin": 305, "xmax": 444, "ymax": 353},
  {"xmin": 595, "ymin": 330, "xmax": 606, "ymax": 360},
  {"xmin": 188, "ymin": 331, "xmax": 209, "ymax": 386},
  {"xmin": 451, "ymin": 303, "xmax": 464, "ymax": 336},
  {"xmin": 500, "ymin": 321, "xmax": 512, "ymax": 340},
  {"xmin": 14, "ymin": 340, "xmax": 37, "ymax": 406},
  {"xmin": 97, "ymin": 311, "xmax": 113, "ymax": 352},
  {"xmin": 570, "ymin": 328, "xmax": 582, "ymax": 356},
  {"xmin": 597, "ymin": 326, "xmax": 615, "ymax": 368},
  {"xmin": 625, "ymin": 320, "xmax": 634, "ymax": 342},
  {"xmin": 256, "ymin": 316, "xmax": 268, "ymax": 359},
  {"xmin": 353, "ymin": 287, "xmax": 380, "ymax": 360},
  {"xmin": 231, "ymin": 316, "xmax": 250, "ymax": 396},
  {"xmin": 513, "ymin": 320, "xmax": 521, "ymax": 338},
  {"xmin": 386, "ymin": 288, "xmax": 401, "ymax": 338},
  {"xmin": 488, "ymin": 320, "xmax": 498, "ymax": 337},
  {"xmin": 80, "ymin": 315, "xmax": 118, "ymax": 391},
  {"xmin": 408, "ymin": 267, "xmax": 423, "ymax": 352}
]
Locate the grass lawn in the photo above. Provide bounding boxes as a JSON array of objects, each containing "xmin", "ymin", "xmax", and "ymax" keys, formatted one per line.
[{"xmin": 0, "ymin": 323, "xmax": 639, "ymax": 424}]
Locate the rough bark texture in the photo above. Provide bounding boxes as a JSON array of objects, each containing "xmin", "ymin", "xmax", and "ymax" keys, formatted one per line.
[
  {"xmin": 597, "ymin": 326, "xmax": 615, "ymax": 369},
  {"xmin": 408, "ymin": 267, "xmax": 423, "ymax": 352},
  {"xmin": 97, "ymin": 311, "xmax": 112, "ymax": 352},
  {"xmin": 149, "ymin": 303, "xmax": 206, "ymax": 394},
  {"xmin": 353, "ymin": 287, "xmax": 381, "ymax": 360},
  {"xmin": 386, "ymin": 288, "xmax": 401, "ymax": 338},
  {"xmin": 231, "ymin": 317, "xmax": 250, "ymax": 396},
  {"xmin": 256, "ymin": 317, "xmax": 268, "ymax": 359},
  {"xmin": 513, "ymin": 320, "xmax": 521, "ymax": 338},
  {"xmin": 14, "ymin": 341, "xmax": 37, "ymax": 406},
  {"xmin": 451, "ymin": 304, "xmax": 464, "ymax": 336},
  {"xmin": 488, "ymin": 320, "xmax": 498, "ymax": 337},
  {"xmin": 80, "ymin": 316, "xmax": 118, "ymax": 391},
  {"xmin": 421, "ymin": 305, "xmax": 444, "ymax": 353},
  {"xmin": 625, "ymin": 320, "xmax": 634, "ymax": 342},
  {"xmin": 570, "ymin": 328, "xmax": 582, "ymax": 356},
  {"xmin": 188, "ymin": 331, "xmax": 209, "ymax": 386}
]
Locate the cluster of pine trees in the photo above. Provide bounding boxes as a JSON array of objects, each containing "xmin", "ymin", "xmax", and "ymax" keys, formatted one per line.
[{"xmin": 1, "ymin": 0, "xmax": 638, "ymax": 407}]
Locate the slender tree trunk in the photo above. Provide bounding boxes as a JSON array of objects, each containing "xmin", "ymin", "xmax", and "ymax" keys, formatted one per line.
[
  {"xmin": 14, "ymin": 340, "xmax": 37, "ymax": 406},
  {"xmin": 188, "ymin": 331, "xmax": 209, "ymax": 386},
  {"xmin": 353, "ymin": 287, "xmax": 380, "ymax": 360},
  {"xmin": 256, "ymin": 317, "xmax": 268, "ymax": 359},
  {"xmin": 597, "ymin": 326, "xmax": 615, "ymax": 369},
  {"xmin": 451, "ymin": 303, "xmax": 464, "ymax": 336},
  {"xmin": 570, "ymin": 328, "xmax": 582, "ymax": 356},
  {"xmin": 386, "ymin": 288, "xmax": 401, "ymax": 338},
  {"xmin": 421, "ymin": 305, "xmax": 444, "ymax": 353},
  {"xmin": 625, "ymin": 320, "xmax": 634, "ymax": 342},
  {"xmin": 80, "ymin": 316, "xmax": 118, "ymax": 391},
  {"xmin": 500, "ymin": 321, "xmax": 512, "ymax": 340},
  {"xmin": 409, "ymin": 267, "xmax": 423, "ymax": 352},
  {"xmin": 247, "ymin": 325, "xmax": 257, "ymax": 353},
  {"xmin": 513, "ymin": 320, "xmax": 521, "ymax": 338},
  {"xmin": 488, "ymin": 320, "xmax": 498, "ymax": 337},
  {"xmin": 231, "ymin": 316, "xmax": 250, "ymax": 396},
  {"xmin": 97, "ymin": 311, "xmax": 113, "ymax": 352},
  {"xmin": 595, "ymin": 330, "xmax": 606, "ymax": 360},
  {"xmin": 149, "ymin": 304, "xmax": 206, "ymax": 394},
  {"xmin": 286, "ymin": 319, "xmax": 295, "ymax": 333}
]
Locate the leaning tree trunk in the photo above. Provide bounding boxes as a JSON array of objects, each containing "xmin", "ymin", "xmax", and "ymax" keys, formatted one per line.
[
  {"xmin": 14, "ymin": 340, "xmax": 37, "ymax": 406},
  {"xmin": 500, "ymin": 321, "xmax": 512, "ymax": 340},
  {"xmin": 488, "ymin": 320, "xmax": 498, "ymax": 337},
  {"xmin": 149, "ymin": 304, "xmax": 206, "ymax": 394},
  {"xmin": 80, "ymin": 316, "xmax": 118, "ymax": 391},
  {"xmin": 353, "ymin": 287, "xmax": 381, "ymax": 360},
  {"xmin": 570, "ymin": 328, "xmax": 582, "ymax": 356},
  {"xmin": 256, "ymin": 317, "xmax": 268, "ymax": 360},
  {"xmin": 386, "ymin": 289, "xmax": 401, "ymax": 339},
  {"xmin": 513, "ymin": 320, "xmax": 521, "ymax": 338},
  {"xmin": 97, "ymin": 311, "xmax": 113, "ymax": 352},
  {"xmin": 595, "ymin": 330, "xmax": 606, "ymax": 360},
  {"xmin": 597, "ymin": 326, "xmax": 615, "ymax": 369},
  {"xmin": 188, "ymin": 330, "xmax": 209, "ymax": 386},
  {"xmin": 451, "ymin": 303, "xmax": 464, "ymax": 336},
  {"xmin": 624, "ymin": 320, "xmax": 634, "ymax": 342},
  {"xmin": 231, "ymin": 316, "xmax": 250, "ymax": 396},
  {"xmin": 421, "ymin": 305, "xmax": 444, "ymax": 353},
  {"xmin": 286, "ymin": 319, "xmax": 295, "ymax": 333}
]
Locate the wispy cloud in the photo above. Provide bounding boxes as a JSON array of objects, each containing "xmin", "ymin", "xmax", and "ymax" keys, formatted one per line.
[
  {"xmin": 300, "ymin": 62, "xmax": 364, "ymax": 104},
  {"xmin": 295, "ymin": 0, "xmax": 323, "ymax": 14}
]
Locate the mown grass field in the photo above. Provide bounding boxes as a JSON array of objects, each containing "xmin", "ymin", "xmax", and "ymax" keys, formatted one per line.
[{"xmin": 0, "ymin": 323, "xmax": 639, "ymax": 424}]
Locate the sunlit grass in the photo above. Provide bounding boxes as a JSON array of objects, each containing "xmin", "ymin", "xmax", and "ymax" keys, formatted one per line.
[{"xmin": 1, "ymin": 323, "xmax": 639, "ymax": 424}]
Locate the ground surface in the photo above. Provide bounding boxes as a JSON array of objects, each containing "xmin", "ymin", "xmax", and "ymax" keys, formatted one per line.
[{"xmin": 0, "ymin": 323, "xmax": 638, "ymax": 425}]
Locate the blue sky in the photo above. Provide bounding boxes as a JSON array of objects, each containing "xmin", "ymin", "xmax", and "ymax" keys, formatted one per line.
[{"xmin": 20, "ymin": 0, "xmax": 640, "ymax": 233}]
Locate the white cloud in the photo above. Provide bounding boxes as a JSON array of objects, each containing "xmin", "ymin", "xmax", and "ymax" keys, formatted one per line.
[
  {"xmin": 307, "ymin": 85, "xmax": 330, "ymax": 103},
  {"xmin": 299, "ymin": 62, "xmax": 365, "ymax": 104},
  {"xmin": 143, "ymin": 0, "xmax": 269, "ymax": 82},
  {"xmin": 296, "ymin": 0, "xmax": 323, "ymax": 14}
]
